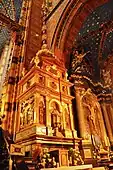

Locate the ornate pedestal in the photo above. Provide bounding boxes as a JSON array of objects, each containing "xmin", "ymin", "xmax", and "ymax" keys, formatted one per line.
[{"xmin": 81, "ymin": 140, "xmax": 93, "ymax": 164}]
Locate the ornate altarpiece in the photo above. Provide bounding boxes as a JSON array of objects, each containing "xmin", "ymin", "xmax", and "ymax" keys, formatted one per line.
[{"xmin": 15, "ymin": 49, "xmax": 81, "ymax": 166}]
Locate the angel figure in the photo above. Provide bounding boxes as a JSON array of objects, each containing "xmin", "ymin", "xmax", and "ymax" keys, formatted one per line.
[{"xmin": 71, "ymin": 50, "xmax": 90, "ymax": 72}]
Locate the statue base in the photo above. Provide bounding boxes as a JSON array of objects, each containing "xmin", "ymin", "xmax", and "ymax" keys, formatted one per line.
[{"xmin": 81, "ymin": 140, "xmax": 94, "ymax": 165}]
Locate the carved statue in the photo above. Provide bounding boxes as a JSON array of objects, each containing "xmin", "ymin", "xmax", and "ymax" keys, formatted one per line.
[
  {"xmin": 39, "ymin": 100, "xmax": 46, "ymax": 125},
  {"xmin": 69, "ymin": 148, "xmax": 84, "ymax": 165},
  {"xmin": 20, "ymin": 96, "xmax": 34, "ymax": 128},
  {"xmin": 51, "ymin": 102, "xmax": 61, "ymax": 128},
  {"xmin": 71, "ymin": 49, "xmax": 90, "ymax": 73},
  {"xmin": 30, "ymin": 54, "xmax": 40, "ymax": 67}
]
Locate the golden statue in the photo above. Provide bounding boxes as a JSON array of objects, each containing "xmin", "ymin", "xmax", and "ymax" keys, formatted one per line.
[
  {"xmin": 71, "ymin": 50, "xmax": 90, "ymax": 72},
  {"xmin": 31, "ymin": 53, "xmax": 40, "ymax": 67}
]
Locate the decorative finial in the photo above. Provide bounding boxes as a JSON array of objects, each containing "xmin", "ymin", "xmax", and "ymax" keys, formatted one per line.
[{"xmin": 41, "ymin": 4, "xmax": 48, "ymax": 49}]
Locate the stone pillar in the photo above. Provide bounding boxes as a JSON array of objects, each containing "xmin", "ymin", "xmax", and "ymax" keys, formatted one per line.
[
  {"xmin": 101, "ymin": 103, "xmax": 113, "ymax": 144},
  {"xmin": 74, "ymin": 87, "xmax": 87, "ymax": 139}
]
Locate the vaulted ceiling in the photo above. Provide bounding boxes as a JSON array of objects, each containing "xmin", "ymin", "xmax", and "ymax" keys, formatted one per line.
[
  {"xmin": 0, "ymin": 0, "xmax": 23, "ymax": 55},
  {"xmin": 56, "ymin": 0, "xmax": 113, "ymax": 81},
  {"xmin": 58, "ymin": 0, "xmax": 110, "ymax": 68},
  {"xmin": 76, "ymin": 0, "xmax": 113, "ymax": 80},
  {"xmin": 78, "ymin": 0, "xmax": 113, "ymax": 60}
]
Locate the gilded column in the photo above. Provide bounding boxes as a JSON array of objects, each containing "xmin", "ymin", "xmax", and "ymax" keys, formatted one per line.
[
  {"xmin": 109, "ymin": 104, "xmax": 113, "ymax": 131},
  {"xmin": 45, "ymin": 96, "xmax": 51, "ymax": 127},
  {"xmin": 60, "ymin": 102, "xmax": 66, "ymax": 130},
  {"xmin": 16, "ymin": 102, "xmax": 21, "ymax": 132},
  {"xmin": 69, "ymin": 103, "xmax": 75, "ymax": 130},
  {"xmin": 34, "ymin": 93, "xmax": 40, "ymax": 124},
  {"xmin": 74, "ymin": 87, "xmax": 87, "ymax": 138},
  {"xmin": 45, "ymin": 96, "xmax": 53, "ymax": 136},
  {"xmin": 101, "ymin": 103, "xmax": 113, "ymax": 143}
]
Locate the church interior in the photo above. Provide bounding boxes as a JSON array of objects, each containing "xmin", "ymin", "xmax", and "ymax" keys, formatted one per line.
[{"xmin": 0, "ymin": 0, "xmax": 113, "ymax": 169}]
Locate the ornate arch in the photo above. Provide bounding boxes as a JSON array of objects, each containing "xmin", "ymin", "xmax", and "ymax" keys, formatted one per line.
[
  {"xmin": 53, "ymin": 0, "xmax": 108, "ymax": 68},
  {"xmin": 49, "ymin": 99, "xmax": 62, "ymax": 112}
]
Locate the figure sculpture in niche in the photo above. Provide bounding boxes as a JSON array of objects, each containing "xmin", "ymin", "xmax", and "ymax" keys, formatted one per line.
[
  {"xmin": 39, "ymin": 100, "xmax": 46, "ymax": 125},
  {"xmin": 51, "ymin": 102, "xmax": 61, "ymax": 129},
  {"xmin": 51, "ymin": 102, "xmax": 64, "ymax": 137},
  {"xmin": 20, "ymin": 96, "xmax": 34, "ymax": 127}
]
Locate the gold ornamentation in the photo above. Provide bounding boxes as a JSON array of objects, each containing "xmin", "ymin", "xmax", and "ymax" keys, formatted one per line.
[
  {"xmin": 31, "ymin": 53, "xmax": 40, "ymax": 67},
  {"xmin": 36, "ymin": 49, "xmax": 54, "ymax": 58},
  {"xmin": 71, "ymin": 50, "xmax": 90, "ymax": 71},
  {"xmin": 38, "ymin": 76, "xmax": 45, "ymax": 85},
  {"xmin": 21, "ymin": 67, "xmax": 26, "ymax": 77},
  {"xmin": 62, "ymin": 86, "xmax": 67, "ymax": 94},
  {"xmin": 20, "ymin": 96, "xmax": 34, "ymax": 128}
]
